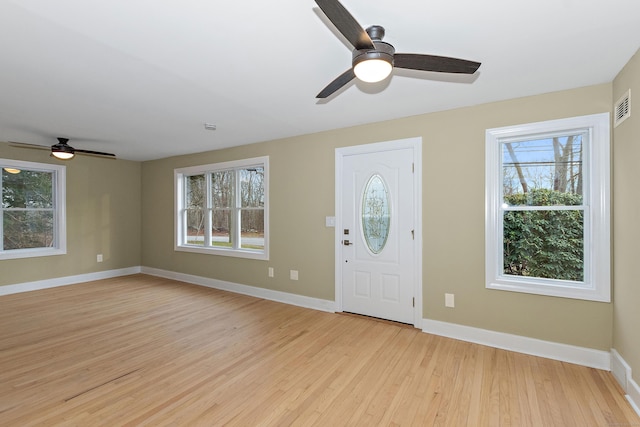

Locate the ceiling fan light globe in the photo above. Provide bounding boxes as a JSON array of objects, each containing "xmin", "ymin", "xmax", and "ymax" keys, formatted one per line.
[
  {"xmin": 353, "ymin": 58, "xmax": 392, "ymax": 83},
  {"xmin": 52, "ymin": 151, "xmax": 75, "ymax": 160}
]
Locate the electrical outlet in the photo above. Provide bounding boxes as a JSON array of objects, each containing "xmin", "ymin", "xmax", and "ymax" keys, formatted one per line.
[
  {"xmin": 290, "ymin": 270, "xmax": 299, "ymax": 280},
  {"xmin": 97, "ymin": 254, "xmax": 103, "ymax": 263},
  {"xmin": 445, "ymin": 293, "xmax": 455, "ymax": 308},
  {"xmin": 268, "ymin": 267, "xmax": 274, "ymax": 278}
]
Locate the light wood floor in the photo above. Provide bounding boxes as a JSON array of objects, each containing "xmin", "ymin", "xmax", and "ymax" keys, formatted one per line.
[{"xmin": 1, "ymin": 274, "xmax": 638, "ymax": 426}]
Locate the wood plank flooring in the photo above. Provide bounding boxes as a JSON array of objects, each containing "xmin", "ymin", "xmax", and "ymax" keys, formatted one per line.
[{"xmin": 0, "ymin": 274, "xmax": 638, "ymax": 426}]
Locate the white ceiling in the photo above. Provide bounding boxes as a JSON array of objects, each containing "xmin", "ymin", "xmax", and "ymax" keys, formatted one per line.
[{"xmin": 1, "ymin": 0, "xmax": 639, "ymax": 161}]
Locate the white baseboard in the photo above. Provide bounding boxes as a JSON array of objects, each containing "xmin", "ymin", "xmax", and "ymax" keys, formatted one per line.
[
  {"xmin": 0, "ymin": 267, "xmax": 142, "ymax": 296},
  {"xmin": 611, "ymin": 349, "xmax": 640, "ymax": 417},
  {"xmin": 628, "ymin": 377, "xmax": 640, "ymax": 418},
  {"xmin": 141, "ymin": 266, "xmax": 336, "ymax": 313},
  {"xmin": 612, "ymin": 349, "xmax": 632, "ymax": 391},
  {"xmin": 423, "ymin": 318, "xmax": 611, "ymax": 370}
]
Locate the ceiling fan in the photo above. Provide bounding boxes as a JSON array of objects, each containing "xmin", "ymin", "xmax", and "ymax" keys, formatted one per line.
[
  {"xmin": 10, "ymin": 137, "xmax": 116, "ymax": 160},
  {"xmin": 314, "ymin": 0, "xmax": 482, "ymax": 98}
]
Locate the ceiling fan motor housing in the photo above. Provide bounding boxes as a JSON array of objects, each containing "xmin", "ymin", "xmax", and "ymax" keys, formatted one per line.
[
  {"xmin": 52, "ymin": 140, "xmax": 74, "ymax": 154},
  {"xmin": 352, "ymin": 40, "xmax": 395, "ymax": 68}
]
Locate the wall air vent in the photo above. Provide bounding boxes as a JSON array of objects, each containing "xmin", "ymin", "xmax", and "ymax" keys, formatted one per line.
[{"xmin": 614, "ymin": 89, "xmax": 631, "ymax": 128}]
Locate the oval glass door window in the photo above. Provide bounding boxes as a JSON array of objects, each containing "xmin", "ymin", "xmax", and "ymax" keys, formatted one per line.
[{"xmin": 362, "ymin": 174, "xmax": 391, "ymax": 254}]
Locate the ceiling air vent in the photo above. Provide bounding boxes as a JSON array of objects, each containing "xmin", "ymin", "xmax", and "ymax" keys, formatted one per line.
[{"xmin": 614, "ymin": 89, "xmax": 631, "ymax": 128}]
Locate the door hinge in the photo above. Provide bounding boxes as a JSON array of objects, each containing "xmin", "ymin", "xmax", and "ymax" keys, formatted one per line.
[
  {"xmin": 412, "ymin": 162, "xmax": 414, "ymax": 173},
  {"xmin": 412, "ymin": 297, "xmax": 415, "ymax": 307},
  {"xmin": 411, "ymin": 229, "xmax": 415, "ymax": 240}
]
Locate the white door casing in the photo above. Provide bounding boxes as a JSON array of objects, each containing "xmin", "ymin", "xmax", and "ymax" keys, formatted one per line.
[{"xmin": 335, "ymin": 138, "xmax": 422, "ymax": 327}]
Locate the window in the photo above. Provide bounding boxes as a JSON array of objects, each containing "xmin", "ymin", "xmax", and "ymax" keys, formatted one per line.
[
  {"xmin": 1, "ymin": 159, "xmax": 66, "ymax": 260},
  {"xmin": 362, "ymin": 174, "xmax": 391, "ymax": 254},
  {"xmin": 485, "ymin": 113, "xmax": 610, "ymax": 301},
  {"xmin": 175, "ymin": 157, "xmax": 268, "ymax": 260}
]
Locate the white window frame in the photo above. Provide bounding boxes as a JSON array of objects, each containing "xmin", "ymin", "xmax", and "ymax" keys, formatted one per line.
[
  {"xmin": 174, "ymin": 156, "xmax": 269, "ymax": 260},
  {"xmin": 485, "ymin": 113, "xmax": 610, "ymax": 302},
  {"xmin": 0, "ymin": 159, "xmax": 67, "ymax": 260}
]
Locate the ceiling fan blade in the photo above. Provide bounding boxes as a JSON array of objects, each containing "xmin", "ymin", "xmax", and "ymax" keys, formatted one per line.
[
  {"xmin": 8, "ymin": 141, "xmax": 50, "ymax": 150},
  {"xmin": 74, "ymin": 149, "xmax": 116, "ymax": 158},
  {"xmin": 394, "ymin": 53, "xmax": 481, "ymax": 74},
  {"xmin": 317, "ymin": 68, "xmax": 356, "ymax": 99},
  {"xmin": 10, "ymin": 139, "xmax": 115, "ymax": 159},
  {"xmin": 315, "ymin": 0, "xmax": 374, "ymax": 50}
]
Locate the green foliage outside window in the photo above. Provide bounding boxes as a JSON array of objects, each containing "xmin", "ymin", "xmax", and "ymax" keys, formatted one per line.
[{"xmin": 503, "ymin": 189, "xmax": 584, "ymax": 282}]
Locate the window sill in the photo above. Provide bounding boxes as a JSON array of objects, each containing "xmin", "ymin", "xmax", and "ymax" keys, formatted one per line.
[
  {"xmin": 175, "ymin": 244, "xmax": 268, "ymax": 261},
  {"xmin": 0, "ymin": 247, "xmax": 66, "ymax": 261},
  {"xmin": 487, "ymin": 277, "xmax": 610, "ymax": 302}
]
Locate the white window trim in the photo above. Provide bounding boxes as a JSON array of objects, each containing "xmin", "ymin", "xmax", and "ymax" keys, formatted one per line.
[
  {"xmin": 0, "ymin": 159, "xmax": 67, "ymax": 260},
  {"xmin": 174, "ymin": 156, "xmax": 269, "ymax": 260},
  {"xmin": 485, "ymin": 113, "xmax": 610, "ymax": 302}
]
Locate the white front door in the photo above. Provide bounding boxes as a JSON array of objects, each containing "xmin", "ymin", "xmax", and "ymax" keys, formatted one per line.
[{"xmin": 337, "ymin": 141, "xmax": 419, "ymax": 325}]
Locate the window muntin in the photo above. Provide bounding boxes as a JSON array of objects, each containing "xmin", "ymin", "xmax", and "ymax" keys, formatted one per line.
[
  {"xmin": 0, "ymin": 160, "xmax": 66, "ymax": 260},
  {"xmin": 485, "ymin": 114, "xmax": 610, "ymax": 302},
  {"xmin": 175, "ymin": 157, "xmax": 268, "ymax": 260}
]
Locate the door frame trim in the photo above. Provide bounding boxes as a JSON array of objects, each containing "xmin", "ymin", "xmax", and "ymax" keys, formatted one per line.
[{"xmin": 335, "ymin": 137, "xmax": 423, "ymax": 328}]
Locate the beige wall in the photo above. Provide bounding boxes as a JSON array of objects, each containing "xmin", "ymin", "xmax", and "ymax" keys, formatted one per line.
[
  {"xmin": 613, "ymin": 49, "xmax": 640, "ymax": 383},
  {"xmin": 142, "ymin": 83, "xmax": 614, "ymax": 350},
  {"xmin": 0, "ymin": 142, "xmax": 142, "ymax": 285}
]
